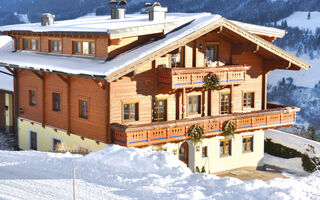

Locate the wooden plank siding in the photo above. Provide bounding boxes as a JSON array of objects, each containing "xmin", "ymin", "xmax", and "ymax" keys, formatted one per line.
[{"xmin": 17, "ymin": 69, "xmax": 107, "ymax": 142}]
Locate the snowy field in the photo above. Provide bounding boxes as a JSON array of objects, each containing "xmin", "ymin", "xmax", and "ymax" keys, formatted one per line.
[
  {"xmin": 277, "ymin": 11, "xmax": 320, "ymax": 33},
  {"xmin": 268, "ymin": 53, "xmax": 320, "ymax": 87},
  {"xmin": 0, "ymin": 140, "xmax": 319, "ymax": 200}
]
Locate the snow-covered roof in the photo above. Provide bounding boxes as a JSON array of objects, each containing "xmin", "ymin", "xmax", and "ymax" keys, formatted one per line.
[
  {"xmin": 0, "ymin": 13, "xmax": 310, "ymax": 81},
  {"xmin": 0, "ymin": 13, "xmax": 286, "ymax": 39},
  {"xmin": 0, "ymin": 13, "xmax": 207, "ymax": 39},
  {"xmin": 231, "ymin": 20, "xmax": 286, "ymax": 38}
]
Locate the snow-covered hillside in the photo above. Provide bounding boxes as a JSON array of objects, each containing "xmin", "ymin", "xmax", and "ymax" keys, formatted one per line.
[
  {"xmin": 0, "ymin": 145, "xmax": 320, "ymax": 200},
  {"xmin": 268, "ymin": 53, "xmax": 320, "ymax": 88},
  {"xmin": 278, "ymin": 11, "xmax": 320, "ymax": 33}
]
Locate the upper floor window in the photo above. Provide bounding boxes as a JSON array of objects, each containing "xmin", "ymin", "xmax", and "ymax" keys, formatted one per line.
[
  {"xmin": 52, "ymin": 93, "xmax": 61, "ymax": 112},
  {"xmin": 188, "ymin": 95, "xmax": 201, "ymax": 115},
  {"xmin": 24, "ymin": 38, "xmax": 40, "ymax": 50},
  {"xmin": 49, "ymin": 40, "xmax": 62, "ymax": 53},
  {"xmin": 243, "ymin": 92, "xmax": 254, "ymax": 108},
  {"xmin": 79, "ymin": 100, "xmax": 89, "ymax": 119},
  {"xmin": 73, "ymin": 41, "xmax": 95, "ymax": 55},
  {"xmin": 124, "ymin": 102, "xmax": 138, "ymax": 122},
  {"xmin": 220, "ymin": 93, "xmax": 230, "ymax": 114},
  {"xmin": 170, "ymin": 48, "xmax": 183, "ymax": 68},
  {"xmin": 29, "ymin": 90, "xmax": 36, "ymax": 106},
  {"xmin": 206, "ymin": 43, "xmax": 219, "ymax": 65},
  {"xmin": 153, "ymin": 99, "xmax": 167, "ymax": 122}
]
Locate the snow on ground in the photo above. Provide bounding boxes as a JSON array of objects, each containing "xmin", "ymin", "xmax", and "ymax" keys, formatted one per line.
[
  {"xmin": 264, "ymin": 153, "xmax": 306, "ymax": 175},
  {"xmin": 278, "ymin": 11, "xmax": 320, "ymax": 33},
  {"xmin": 268, "ymin": 53, "xmax": 320, "ymax": 87},
  {"xmin": 0, "ymin": 145, "xmax": 320, "ymax": 200},
  {"xmin": 265, "ymin": 129, "xmax": 320, "ymax": 157}
]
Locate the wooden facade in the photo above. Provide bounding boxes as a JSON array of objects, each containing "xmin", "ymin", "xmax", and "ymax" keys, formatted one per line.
[{"xmin": 0, "ymin": 15, "xmax": 309, "ymax": 152}]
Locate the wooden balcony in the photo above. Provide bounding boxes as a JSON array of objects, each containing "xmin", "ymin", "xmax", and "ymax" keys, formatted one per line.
[
  {"xmin": 111, "ymin": 104, "xmax": 299, "ymax": 147},
  {"xmin": 157, "ymin": 65, "xmax": 251, "ymax": 89}
]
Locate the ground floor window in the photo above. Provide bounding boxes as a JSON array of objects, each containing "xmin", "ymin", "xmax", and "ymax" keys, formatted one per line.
[
  {"xmin": 220, "ymin": 138, "xmax": 232, "ymax": 157},
  {"xmin": 30, "ymin": 131, "xmax": 37, "ymax": 150},
  {"xmin": 242, "ymin": 136, "xmax": 254, "ymax": 153},
  {"xmin": 202, "ymin": 146, "xmax": 208, "ymax": 158},
  {"xmin": 52, "ymin": 138, "xmax": 62, "ymax": 151}
]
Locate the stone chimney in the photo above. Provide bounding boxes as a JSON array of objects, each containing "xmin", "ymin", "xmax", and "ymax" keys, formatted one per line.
[
  {"xmin": 110, "ymin": 0, "xmax": 127, "ymax": 20},
  {"xmin": 148, "ymin": 2, "xmax": 168, "ymax": 21},
  {"xmin": 41, "ymin": 13, "xmax": 55, "ymax": 26}
]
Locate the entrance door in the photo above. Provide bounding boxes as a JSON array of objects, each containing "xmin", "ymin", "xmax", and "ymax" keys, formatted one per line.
[{"xmin": 179, "ymin": 142, "xmax": 189, "ymax": 166}]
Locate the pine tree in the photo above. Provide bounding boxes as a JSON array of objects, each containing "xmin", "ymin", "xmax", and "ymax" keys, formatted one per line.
[{"xmin": 307, "ymin": 12, "xmax": 311, "ymax": 20}]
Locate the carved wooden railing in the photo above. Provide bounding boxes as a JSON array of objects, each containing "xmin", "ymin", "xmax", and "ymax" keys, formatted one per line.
[
  {"xmin": 157, "ymin": 65, "xmax": 251, "ymax": 89},
  {"xmin": 112, "ymin": 104, "xmax": 299, "ymax": 147}
]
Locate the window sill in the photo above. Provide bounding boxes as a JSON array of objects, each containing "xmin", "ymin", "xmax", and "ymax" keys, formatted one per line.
[
  {"xmin": 219, "ymin": 154, "xmax": 232, "ymax": 158},
  {"xmin": 242, "ymin": 150, "xmax": 254, "ymax": 154}
]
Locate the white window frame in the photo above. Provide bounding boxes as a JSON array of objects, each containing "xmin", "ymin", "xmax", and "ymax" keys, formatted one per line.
[{"xmin": 51, "ymin": 136, "xmax": 63, "ymax": 151}]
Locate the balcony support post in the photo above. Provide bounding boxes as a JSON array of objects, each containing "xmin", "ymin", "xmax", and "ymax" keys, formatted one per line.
[
  {"xmin": 182, "ymin": 88, "xmax": 186, "ymax": 119},
  {"xmin": 230, "ymin": 84, "xmax": 234, "ymax": 114}
]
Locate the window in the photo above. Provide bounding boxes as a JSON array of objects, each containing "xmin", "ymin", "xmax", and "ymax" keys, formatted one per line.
[
  {"xmin": 188, "ymin": 95, "xmax": 201, "ymax": 115},
  {"xmin": 153, "ymin": 99, "xmax": 167, "ymax": 122},
  {"xmin": 79, "ymin": 146, "xmax": 89, "ymax": 153},
  {"xmin": 243, "ymin": 92, "xmax": 254, "ymax": 108},
  {"xmin": 29, "ymin": 90, "xmax": 36, "ymax": 106},
  {"xmin": 171, "ymin": 48, "xmax": 183, "ymax": 68},
  {"xmin": 23, "ymin": 38, "xmax": 40, "ymax": 50},
  {"xmin": 220, "ymin": 93, "xmax": 230, "ymax": 114},
  {"xmin": 30, "ymin": 131, "xmax": 37, "ymax": 150},
  {"xmin": 206, "ymin": 43, "xmax": 219, "ymax": 64},
  {"xmin": 49, "ymin": 40, "xmax": 62, "ymax": 52},
  {"xmin": 220, "ymin": 139, "xmax": 232, "ymax": 157},
  {"xmin": 73, "ymin": 41, "xmax": 95, "ymax": 55},
  {"xmin": 243, "ymin": 136, "xmax": 254, "ymax": 153},
  {"xmin": 79, "ymin": 100, "xmax": 89, "ymax": 119},
  {"xmin": 124, "ymin": 103, "xmax": 138, "ymax": 121},
  {"xmin": 53, "ymin": 138, "xmax": 62, "ymax": 151},
  {"xmin": 52, "ymin": 93, "xmax": 61, "ymax": 112},
  {"xmin": 202, "ymin": 146, "xmax": 208, "ymax": 158}
]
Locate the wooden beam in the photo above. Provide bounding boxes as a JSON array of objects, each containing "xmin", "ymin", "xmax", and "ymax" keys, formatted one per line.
[
  {"xmin": 253, "ymin": 45, "xmax": 260, "ymax": 53},
  {"xmin": 5, "ymin": 67, "xmax": 15, "ymax": 75},
  {"xmin": 182, "ymin": 88, "xmax": 186, "ymax": 119},
  {"xmin": 42, "ymin": 73, "xmax": 46, "ymax": 127},
  {"xmin": 230, "ymin": 84, "xmax": 234, "ymax": 114},
  {"xmin": 57, "ymin": 74, "xmax": 68, "ymax": 84},
  {"xmin": 32, "ymin": 71, "xmax": 44, "ymax": 80},
  {"xmin": 92, "ymin": 79, "xmax": 105, "ymax": 90},
  {"xmin": 217, "ymin": 26, "xmax": 223, "ymax": 34},
  {"xmin": 67, "ymin": 76, "xmax": 71, "ymax": 134},
  {"xmin": 0, "ymin": 70, "xmax": 14, "ymax": 77},
  {"xmin": 106, "ymin": 82, "xmax": 111, "ymax": 144}
]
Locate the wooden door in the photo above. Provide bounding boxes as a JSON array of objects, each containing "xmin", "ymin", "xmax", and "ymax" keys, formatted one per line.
[
  {"xmin": 152, "ymin": 99, "xmax": 167, "ymax": 122},
  {"xmin": 179, "ymin": 142, "xmax": 189, "ymax": 167},
  {"xmin": 30, "ymin": 131, "xmax": 37, "ymax": 150}
]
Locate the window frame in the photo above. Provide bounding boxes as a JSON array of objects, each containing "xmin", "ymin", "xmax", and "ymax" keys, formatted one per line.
[
  {"xmin": 187, "ymin": 95, "xmax": 201, "ymax": 116},
  {"xmin": 79, "ymin": 99, "xmax": 89, "ymax": 120},
  {"xmin": 242, "ymin": 135, "xmax": 254, "ymax": 153},
  {"xmin": 170, "ymin": 47, "xmax": 184, "ymax": 68},
  {"xmin": 72, "ymin": 40, "xmax": 95, "ymax": 56},
  {"xmin": 205, "ymin": 41, "xmax": 219, "ymax": 65},
  {"xmin": 243, "ymin": 92, "xmax": 255, "ymax": 109},
  {"xmin": 52, "ymin": 92, "xmax": 61, "ymax": 112},
  {"xmin": 49, "ymin": 39, "xmax": 62, "ymax": 53},
  {"xmin": 23, "ymin": 38, "xmax": 40, "ymax": 51},
  {"xmin": 220, "ymin": 92, "xmax": 230, "ymax": 115},
  {"xmin": 202, "ymin": 145, "xmax": 208, "ymax": 158},
  {"xmin": 29, "ymin": 90, "xmax": 37, "ymax": 106},
  {"xmin": 220, "ymin": 138, "xmax": 232, "ymax": 157},
  {"xmin": 123, "ymin": 101, "xmax": 139, "ymax": 122},
  {"xmin": 52, "ymin": 137, "xmax": 62, "ymax": 152},
  {"xmin": 152, "ymin": 98, "xmax": 167, "ymax": 122},
  {"xmin": 29, "ymin": 130, "xmax": 38, "ymax": 150}
]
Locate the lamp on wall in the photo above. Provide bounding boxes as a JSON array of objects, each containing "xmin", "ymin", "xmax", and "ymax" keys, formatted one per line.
[
  {"xmin": 19, "ymin": 108, "xmax": 24, "ymax": 114},
  {"xmin": 199, "ymin": 44, "xmax": 203, "ymax": 50}
]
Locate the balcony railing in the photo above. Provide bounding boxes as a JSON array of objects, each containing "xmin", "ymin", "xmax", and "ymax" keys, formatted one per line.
[
  {"xmin": 111, "ymin": 104, "xmax": 299, "ymax": 147},
  {"xmin": 157, "ymin": 65, "xmax": 250, "ymax": 89}
]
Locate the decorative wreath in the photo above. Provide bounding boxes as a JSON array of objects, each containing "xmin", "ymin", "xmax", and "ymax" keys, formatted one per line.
[
  {"xmin": 189, "ymin": 124, "xmax": 204, "ymax": 144},
  {"xmin": 204, "ymin": 73, "xmax": 220, "ymax": 90},
  {"xmin": 222, "ymin": 120, "xmax": 236, "ymax": 138}
]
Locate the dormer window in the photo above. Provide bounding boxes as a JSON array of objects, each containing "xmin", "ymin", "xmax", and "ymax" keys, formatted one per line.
[
  {"xmin": 49, "ymin": 40, "xmax": 62, "ymax": 53},
  {"xmin": 73, "ymin": 41, "xmax": 95, "ymax": 56},
  {"xmin": 24, "ymin": 38, "xmax": 40, "ymax": 51}
]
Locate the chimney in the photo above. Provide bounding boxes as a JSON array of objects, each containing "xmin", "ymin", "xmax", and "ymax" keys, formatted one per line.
[
  {"xmin": 41, "ymin": 13, "xmax": 55, "ymax": 26},
  {"xmin": 148, "ymin": 2, "xmax": 168, "ymax": 21},
  {"xmin": 110, "ymin": 0, "xmax": 127, "ymax": 20}
]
